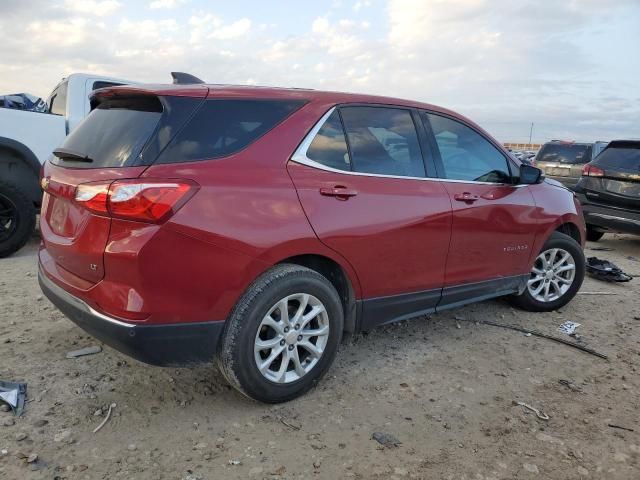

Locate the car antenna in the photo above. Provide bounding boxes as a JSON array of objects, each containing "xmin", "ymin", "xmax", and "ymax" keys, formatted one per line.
[{"xmin": 171, "ymin": 72, "xmax": 205, "ymax": 85}]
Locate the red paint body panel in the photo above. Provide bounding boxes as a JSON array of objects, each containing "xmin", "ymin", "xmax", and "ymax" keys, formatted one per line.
[
  {"xmin": 39, "ymin": 84, "xmax": 585, "ymax": 332},
  {"xmin": 441, "ymin": 183, "xmax": 537, "ymax": 285},
  {"xmin": 287, "ymin": 162, "xmax": 452, "ymax": 298}
]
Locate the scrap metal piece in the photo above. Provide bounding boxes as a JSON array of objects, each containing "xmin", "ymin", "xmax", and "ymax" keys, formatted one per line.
[{"xmin": 0, "ymin": 380, "xmax": 27, "ymax": 416}]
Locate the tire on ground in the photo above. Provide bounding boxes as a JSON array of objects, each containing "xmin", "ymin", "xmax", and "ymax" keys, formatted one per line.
[
  {"xmin": 0, "ymin": 178, "xmax": 36, "ymax": 258},
  {"xmin": 511, "ymin": 231, "xmax": 585, "ymax": 312},
  {"xmin": 217, "ymin": 264, "xmax": 344, "ymax": 403}
]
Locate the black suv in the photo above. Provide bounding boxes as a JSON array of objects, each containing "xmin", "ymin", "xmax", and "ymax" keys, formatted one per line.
[
  {"xmin": 575, "ymin": 140, "xmax": 640, "ymax": 241},
  {"xmin": 535, "ymin": 140, "xmax": 608, "ymax": 190}
]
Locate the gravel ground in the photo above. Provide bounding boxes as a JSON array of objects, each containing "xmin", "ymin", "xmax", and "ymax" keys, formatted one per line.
[{"xmin": 1, "ymin": 234, "xmax": 639, "ymax": 479}]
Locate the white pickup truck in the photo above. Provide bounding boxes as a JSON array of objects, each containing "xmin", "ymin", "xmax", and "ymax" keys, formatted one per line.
[{"xmin": 0, "ymin": 73, "xmax": 131, "ymax": 257}]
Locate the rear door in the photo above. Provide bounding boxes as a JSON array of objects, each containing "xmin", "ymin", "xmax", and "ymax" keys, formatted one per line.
[
  {"xmin": 421, "ymin": 112, "xmax": 537, "ymax": 305},
  {"xmin": 287, "ymin": 105, "xmax": 452, "ymax": 328},
  {"xmin": 40, "ymin": 93, "xmax": 203, "ymax": 286}
]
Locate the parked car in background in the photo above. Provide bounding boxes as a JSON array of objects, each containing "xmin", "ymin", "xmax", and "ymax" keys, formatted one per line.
[
  {"xmin": 39, "ymin": 83, "xmax": 586, "ymax": 402},
  {"xmin": 534, "ymin": 140, "xmax": 608, "ymax": 190},
  {"xmin": 0, "ymin": 73, "xmax": 131, "ymax": 257},
  {"xmin": 575, "ymin": 140, "xmax": 640, "ymax": 241}
]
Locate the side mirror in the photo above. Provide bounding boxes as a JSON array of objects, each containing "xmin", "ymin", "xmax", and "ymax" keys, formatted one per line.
[{"xmin": 519, "ymin": 164, "xmax": 544, "ymax": 185}]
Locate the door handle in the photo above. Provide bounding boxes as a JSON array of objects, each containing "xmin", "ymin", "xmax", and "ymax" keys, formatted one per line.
[
  {"xmin": 319, "ymin": 186, "xmax": 358, "ymax": 200},
  {"xmin": 453, "ymin": 192, "xmax": 479, "ymax": 203}
]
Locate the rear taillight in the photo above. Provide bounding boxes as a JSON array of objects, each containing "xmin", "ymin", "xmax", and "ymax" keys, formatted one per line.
[
  {"xmin": 75, "ymin": 183, "xmax": 110, "ymax": 215},
  {"xmin": 74, "ymin": 179, "xmax": 196, "ymax": 223},
  {"xmin": 582, "ymin": 164, "xmax": 605, "ymax": 177}
]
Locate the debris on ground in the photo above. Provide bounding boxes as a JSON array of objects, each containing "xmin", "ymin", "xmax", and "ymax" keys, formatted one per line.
[
  {"xmin": 608, "ymin": 423, "xmax": 634, "ymax": 432},
  {"xmin": 92, "ymin": 403, "xmax": 116, "ymax": 433},
  {"xmin": 589, "ymin": 246, "xmax": 614, "ymax": 252},
  {"xmin": 558, "ymin": 379, "xmax": 583, "ymax": 393},
  {"xmin": 558, "ymin": 321, "xmax": 581, "ymax": 335},
  {"xmin": 372, "ymin": 431, "xmax": 402, "ymax": 448},
  {"xmin": 454, "ymin": 318, "xmax": 608, "ymax": 359},
  {"xmin": 66, "ymin": 345, "xmax": 102, "ymax": 359},
  {"xmin": 586, "ymin": 257, "xmax": 633, "ymax": 282},
  {"xmin": 514, "ymin": 401, "xmax": 550, "ymax": 420},
  {"xmin": 0, "ymin": 380, "xmax": 27, "ymax": 416}
]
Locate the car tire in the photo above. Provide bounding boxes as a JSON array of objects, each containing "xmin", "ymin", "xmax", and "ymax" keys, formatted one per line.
[
  {"xmin": 586, "ymin": 225, "xmax": 605, "ymax": 242},
  {"xmin": 0, "ymin": 179, "xmax": 36, "ymax": 258},
  {"xmin": 511, "ymin": 231, "xmax": 585, "ymax": 312},
  {"xmin": 217, "ymin": 264, "xmax": 344, "ymax": 403}
]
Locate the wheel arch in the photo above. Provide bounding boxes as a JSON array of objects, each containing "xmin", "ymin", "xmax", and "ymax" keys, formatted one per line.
[
  {"xmin": 276, "ymin": 253, "xmax": 359, "ymax": 334},
  {"xmin": 555, "ymin": 222, "xmax": 582, "ymax": 245},
  {"xmin": 0, "ymin": 137, "xmax": 43, "ymax": 205}
]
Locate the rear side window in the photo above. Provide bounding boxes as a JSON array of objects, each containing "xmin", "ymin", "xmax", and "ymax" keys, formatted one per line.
[
  {"xmin": 306, "ymin": 110, "xmax": 350, "ymax": 171},
  {"xmin": 340, "ymin": 106, "xmax": 426, "ymax": 177},
  {"xmin": 593, "ymin": 143, "xmax": 640, "ymax": 170},
  {"xmin": 425, "ymin": 113, "xmax": 511, "ymax": 183},
  {"xmin": 48, "ymin": 81, "xmax": 68, "ymax": 116},
  {"xmin": 52, "ymin": 96, "xmax": 162, "ymax": 168},
  {"xmin": 536, "ymin": 143, "xmax": 591, "ymax": 164},
  {"xmin": 156, "ymin": 99, "xmax": 305, "ymax": 164}
]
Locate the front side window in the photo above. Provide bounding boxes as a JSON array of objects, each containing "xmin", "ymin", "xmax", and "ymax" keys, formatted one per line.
[
  {"xmin": 156, "ymin": 99, "xmax": 305, "ymax": 164},
  {"xmin": 340, "ymin": 107, "xmax": 426, "ymax": 178},
  {"xmin": 425, "ymin": 113, "xmax": 511, "ymax": 183},
  {"xmin": 306, "ymin": 110, "xmax": 350, "ymax": 171}
]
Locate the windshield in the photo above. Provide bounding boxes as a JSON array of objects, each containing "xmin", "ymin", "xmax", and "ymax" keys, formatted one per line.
[
  {"xmin": 536, "ymin": 143, "xmax": 591, "ymax": 164},
  {"xmin": 51, "ymin": 96, "xmax": 162, "ymax": 169}
]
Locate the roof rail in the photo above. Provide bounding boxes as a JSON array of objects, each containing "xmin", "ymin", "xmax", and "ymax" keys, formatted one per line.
[{"xmin": 171, "ymin": 72, "xmax": 205, "ymax": 85}]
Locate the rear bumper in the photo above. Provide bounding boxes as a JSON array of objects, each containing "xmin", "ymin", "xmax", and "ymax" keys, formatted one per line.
[
  {"xmin": 577, "ymin": 195, "xmax": 640, "ymax": 235},
  {"xmin": 39, "ymin": 267, "xmax": 224, "ymax": 367}
]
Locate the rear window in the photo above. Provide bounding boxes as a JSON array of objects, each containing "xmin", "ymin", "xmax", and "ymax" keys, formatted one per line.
[
  {"xmin": 593, "ymin": 143, "xmax": 640, "ymax": 170},
  {"xmin": 52, "ymin": 96, "xmax": 162, "ymax": 168},
  {"xmin": 155, "ymin": 99, "xmax": 305, "ymax": 164},
  {"xmin": 536, "ymin": 143, "xmax": 591, "ymax": 164}
]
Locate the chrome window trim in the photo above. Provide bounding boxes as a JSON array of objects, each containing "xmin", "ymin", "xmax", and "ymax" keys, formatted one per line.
[{"xmin": 290, "ymin": 105, "xmax": 520, "ymax": 187}]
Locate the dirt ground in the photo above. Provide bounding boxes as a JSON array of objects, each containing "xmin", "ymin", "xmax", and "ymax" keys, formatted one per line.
[{"xmin": 1, "ymin": 234, "xmax": 639, "ymax": 480}]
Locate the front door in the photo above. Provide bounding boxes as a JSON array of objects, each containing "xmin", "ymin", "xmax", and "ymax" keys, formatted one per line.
[
  {"xmin": 421, "ymin": 112, "xmax": 537, "ymax": 308},
  {"xmin": 287, "ymin": 106, "xmax": 452, "ymax": 329}
]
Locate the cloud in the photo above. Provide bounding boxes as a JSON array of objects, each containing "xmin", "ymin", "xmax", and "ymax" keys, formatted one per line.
[
  {"xmin": 63, "ymin": 0, "xmax": 122, "ymax": 16},
  {"xmin": 209, "ymin": 18, "xmax": 252, "ymax": 40},
  {"xmin": 0, "ymin": 0, "xmax": 638, "ymax": 142},
  {"xmin": 148, "ymin": 0, "xmax": 184, "ymax": 9}
]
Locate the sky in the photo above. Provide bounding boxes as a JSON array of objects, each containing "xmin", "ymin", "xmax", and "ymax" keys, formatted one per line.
[{"xmin": 0, "ymin": 0, "xmax": 638, "ymax": 143}]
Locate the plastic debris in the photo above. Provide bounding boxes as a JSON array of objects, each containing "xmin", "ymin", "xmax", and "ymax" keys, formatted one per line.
[
  {"xmin": 586, "ymin": 257, "xmax": 632, "ymax": 282},
  {"xmin": 0, "ymin": 380, "xmax": 27, "ymax": 416},
  {"xmin": 66, "ymin": 345, "xmax": 102, "ymax": 359},
  {"xmin": 558, "ymin": 321, "xmax": 581, "ymax": 335}
]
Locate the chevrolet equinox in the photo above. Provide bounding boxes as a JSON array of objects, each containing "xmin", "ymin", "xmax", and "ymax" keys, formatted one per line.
[{"xmin": 39, "ymin": 84, "xmax": 586, "ymax": 402}]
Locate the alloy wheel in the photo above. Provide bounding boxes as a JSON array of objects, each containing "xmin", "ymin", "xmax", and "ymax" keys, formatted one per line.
[
  {"xmin": 527, "ymin": 248, "xmax": 576, "ymax": 303},
  {"xmin": 254, "ymin": 293, "xmax": 330, "ymax": 384},
  {"xmin": 0, "ymin": 193, "xmax": 18, "ymax": 243}
]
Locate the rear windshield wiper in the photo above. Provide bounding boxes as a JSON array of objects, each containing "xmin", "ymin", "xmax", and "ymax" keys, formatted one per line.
[{"xmin": 53, "ymin": 147, "xmax": 94, "ymax": 162}]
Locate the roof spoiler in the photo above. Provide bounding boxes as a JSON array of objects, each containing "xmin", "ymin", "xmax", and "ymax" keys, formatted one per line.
[{"xmin": 171, "ymin": 72, "xmax": 205, "ymax": 85}]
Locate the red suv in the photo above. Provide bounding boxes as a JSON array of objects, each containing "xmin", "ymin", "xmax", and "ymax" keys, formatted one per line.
[{"xmin": 39, "ymin": 84, "xmax": 586, "ymax": 402}]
